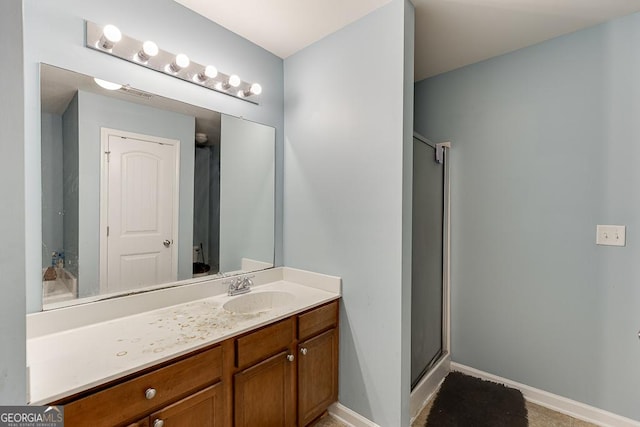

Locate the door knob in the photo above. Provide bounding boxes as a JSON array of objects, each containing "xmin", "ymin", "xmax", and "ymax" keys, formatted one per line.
[
  {"xmin": 163, "ymin": 239, "xmax": 171, "ymax": 248},
  {"xmin": 300, "ymin": 347, "xmax": 308, "ymax": 355},
  {"xmin": 287, "ymin": 354, "xmax": 294, "ymax": 362},
  {"xmin": 153, "ymin": 419, "xmax": 164, "ymax": 427}
]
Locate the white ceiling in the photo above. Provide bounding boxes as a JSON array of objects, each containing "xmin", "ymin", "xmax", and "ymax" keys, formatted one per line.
[{"xmin": 175, "ymin": 0, "xmax": 640, "ymax": 81}]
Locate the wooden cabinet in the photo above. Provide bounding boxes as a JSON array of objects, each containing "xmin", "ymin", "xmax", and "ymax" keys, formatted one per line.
[
  {"xmin": 297, "ymin": 301, "xmax": 339, "ymax": 426},
  {"xmin": 230, "ymin": 300, "xmax": 339, "ymax": 427},
  {"xmin": 59, "ymin": 345, "xmax": 222, "ymax": 427},
  {"xmin": 297, "ymin": 328, "xmax": 339, "ymax": 426},
  {"xmin": 232, "ymin": 318, "xmax": 297, "ymax": 427},
  {"xmin": 234, "ymin": 351, "xmax": 296, "ymax": 427},
  {"xmin": 55, "ymin": 299, "xmax": 339, "ymax": 427},
  {"xmin": 298, "ymin": 301, "xmax": 338, "ymax": 341},
  {"xmin": 235, "ymin": 318, "xmax": 295, "ymax": 369},
  {"xmin": 129, "ymin": 383, "xmax": 223, "ymax": 427},
  {"xmin": 147, "ymin": 383, "xmax": 223, "ymax": 427}
]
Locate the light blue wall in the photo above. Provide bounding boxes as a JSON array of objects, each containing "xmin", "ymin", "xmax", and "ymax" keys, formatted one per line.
[
  {"xmin": 415, "ymin": 12, "xmax": 640, "ymax": 421},
  {"xmin": 62, "ymin": 96, "xmax": 79, "ymax": 279},
  {"xmin": 219, "ymin": 115, "xmax": 275, "ymax": 272},
  {"xmin": 76, "ymin": 90, "xmax": 195, "ymax": 297},
  {"xmin": 22, "ymin": 0, "xmax": 284, "ymax": 312},
  {"xmin": 284, "ymin": 1, "xmax": 414, "ymax": 425},
  {"xmin": 41, "ymin": 113, "xmax": 64, "ymax": 269},
  {"xmin": 400, "ymin": 1, "xmax": 415, "ymax": 423},
  {"xmin": 0, "ymin": 0, "xmax": 26, "ymax": 405}
]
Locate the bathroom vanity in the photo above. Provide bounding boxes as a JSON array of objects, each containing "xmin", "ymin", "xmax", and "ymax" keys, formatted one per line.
[{"xmin": 27, "ymin": 268, "xmax": 340, "ymax": 427}]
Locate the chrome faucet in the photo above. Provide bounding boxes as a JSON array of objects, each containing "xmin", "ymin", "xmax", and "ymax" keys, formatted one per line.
[{"xmin": 226, "ymin": 275, "xmax": 253, "ymax": 296}]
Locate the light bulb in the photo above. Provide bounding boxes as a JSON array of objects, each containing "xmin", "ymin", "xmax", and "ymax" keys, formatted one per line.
[
  {"xmin": 242, "ymin": 83, "xmax": 263, "ymax": 97},
  {"xmin": 98, "ymin": 24, "xmax": 122, "ymax": 50},
  {"xmin": 194, "ymin": 65, "xmax": 218, "ymax": 82},
  {"xmin": 237, "ymin": 90, "xmax": 245, "ymax": 98},
  {"xmin": 168, "ymin": 53, "xmax": 190, "ymax": 73},
  {"xmin": 249, "ymin": 83, "xmax": 262, "ymax": 95},
  {"xmin": 204, "ymin": 65, "xmax": 217, "ymax": 79},
  {"xmin": 137, "ymin": 41, "xmax": 158, "ymax": 62},
  {"xmin": 94, "ymin": 78, "xmax": 122, "ymax": 91},
  {"xmin": 176, "ymin": 54, "xmax": 190, "ymax": 68},
  {"xmin": 228, "ymin": 74, "xmax": 241, "ymax": 87}
]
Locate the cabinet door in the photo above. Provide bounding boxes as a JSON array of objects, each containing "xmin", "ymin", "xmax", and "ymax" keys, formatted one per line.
[
  {"xmin": 298, "ymin": 328, "xmax": 339, "ymax": 426},
  {"xmin": 148, "ymin": 383, "xmax": 223, "ymax": 427},
  {"xmin": 234, "ymin": 350, "xmax": 296, "ymax": 427}
]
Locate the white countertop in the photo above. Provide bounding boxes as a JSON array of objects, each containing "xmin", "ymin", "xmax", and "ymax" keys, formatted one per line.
[{"xmin": 27, "ymin": 268, "xmax": 340, "ymax": 405}]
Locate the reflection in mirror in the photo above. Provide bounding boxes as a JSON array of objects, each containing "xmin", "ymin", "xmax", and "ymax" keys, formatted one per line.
[{"xmin": 40, "ymin": 64, "xmax": 275, "ymax": 310}]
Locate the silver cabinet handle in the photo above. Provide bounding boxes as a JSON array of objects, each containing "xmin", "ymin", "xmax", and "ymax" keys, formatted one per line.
[
  {"xmin": 300, "ymin": 347, "xmax": 308, "ymax": 355},
  {"xmin": 145, "ymin": 388, "xmax": 157, "ymax": 400},
  {"xmin": 163, "ymin": 239, "xmax": 171, "ymax": 248},
  {"xmin": 287, "ymin": 354, "xmax": 294, "ymax": 362},
  {"xmin": 153, "ymin": 419, "xmax": 164, "ymax": 427}
]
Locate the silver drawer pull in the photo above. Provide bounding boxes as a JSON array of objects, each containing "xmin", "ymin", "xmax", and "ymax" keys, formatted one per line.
[
  {"xmin": 153, "ymin": 419, "xmax": 164, "ymax": 427},
  {"xmin": 287, "ymin": 354, "xmax": 294, "ymax": 362},
  {"xmin": 300, "ymin": 347, "xmax": 308, "ymax": 355},
  {"xmin": 145, "ymin": 388, "xmax": 157, "ymax": 400}
]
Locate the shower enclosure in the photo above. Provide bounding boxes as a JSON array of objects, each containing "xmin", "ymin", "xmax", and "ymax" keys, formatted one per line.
[
  {"xmin": 193, "ymin": 136, "xmax": 221, "ymax": 275},
  {"xmin": 411, "ymin": 133, "xmax": 450, "ymax": 389}
]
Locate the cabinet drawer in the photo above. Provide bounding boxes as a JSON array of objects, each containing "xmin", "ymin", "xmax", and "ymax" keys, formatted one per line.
[
  {"xmin": 236, "ymin": 318, "xmax": 294, "ymax": 368},
  {"xmin": 149, "ymin": 382, "xmax": 223, "ymax": 427},
  {"xmin": 64, "ymin": 345, "xmax": 222, "ymax": 427},
  {"xmin": 298, "ymin": 301, "xmax": 338, "ymax": 341}
]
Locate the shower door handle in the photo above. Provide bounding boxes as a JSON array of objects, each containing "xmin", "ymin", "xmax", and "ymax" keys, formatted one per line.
[{"xmin": 163, "ymin": 239, "xmax": 171, "ymax": 248}]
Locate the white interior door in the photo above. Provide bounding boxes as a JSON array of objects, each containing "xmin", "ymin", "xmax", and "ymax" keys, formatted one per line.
[{"xmin": 102, "ymin": 129, "xmax": 179, "ymax": 293}]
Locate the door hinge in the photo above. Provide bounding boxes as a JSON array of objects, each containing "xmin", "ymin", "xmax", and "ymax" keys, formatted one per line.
[
  {"xmin": 434, "ymin": 142, "xmax": 451, "ymax": 165},
  {"xmin": 435, "ymin": 144, "xmax": 445, "ymax": 164},
  {"xmin": 105, "ymin": 151, "xmax": 111, "ymax": 162},
  {"xmin": 106, "ymin": 226, "xmax": 109, "ymax": 237}
]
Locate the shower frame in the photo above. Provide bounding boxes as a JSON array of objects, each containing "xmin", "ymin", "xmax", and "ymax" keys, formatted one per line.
[{"xmin": 409, "ymin": 132, "xmax": 451, "ymax": 422}]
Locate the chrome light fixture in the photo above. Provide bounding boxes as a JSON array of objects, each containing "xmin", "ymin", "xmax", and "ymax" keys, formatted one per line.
[{"xmin": 85, "ymin": 21, "xmax": 263, "ymax": 104}]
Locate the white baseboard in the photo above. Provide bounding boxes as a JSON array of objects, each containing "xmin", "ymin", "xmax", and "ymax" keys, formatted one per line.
[
  {"xmin": 451, "ymin": 362, "xmax": 640, "ymax": 427},
  {"xmin": 328, "ymin": 402, "xmax": 380, "ymax": 427},
  {"xmin": 410, "ymin": 353, "xmax": 450, "ymax": 422}
]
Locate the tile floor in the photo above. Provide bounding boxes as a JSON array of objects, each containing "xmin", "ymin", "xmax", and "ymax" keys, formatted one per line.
[{"xmin": 310, "ymin": 400, "xmax": 601, "ymax": 426}]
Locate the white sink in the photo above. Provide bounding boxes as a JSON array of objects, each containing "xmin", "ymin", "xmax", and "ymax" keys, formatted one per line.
[{"xmin": 223, "ymin": 290, "xmax": 295, "ymax": 314}]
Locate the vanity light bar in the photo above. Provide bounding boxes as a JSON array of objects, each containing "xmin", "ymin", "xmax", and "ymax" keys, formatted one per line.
[{"xmin": 84, "ymin": 21, "xmax": 262, "ymax": 105}]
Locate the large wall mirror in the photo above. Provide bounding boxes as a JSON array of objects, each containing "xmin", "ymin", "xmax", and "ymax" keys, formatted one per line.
[{"xmin": 40, "ymin": 64, "xmax": 275, "ymax": 310}]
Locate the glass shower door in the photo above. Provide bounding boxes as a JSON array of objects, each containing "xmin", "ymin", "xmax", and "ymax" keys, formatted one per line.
[{"xmin": 411, "ymin": 137, "xmax": 445, "ymax": 389}]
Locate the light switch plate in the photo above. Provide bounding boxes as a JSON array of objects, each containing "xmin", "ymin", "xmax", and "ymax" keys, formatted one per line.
[{"xmin": 596, "ymin": 225, "xmax": 626, "ymax": 246}]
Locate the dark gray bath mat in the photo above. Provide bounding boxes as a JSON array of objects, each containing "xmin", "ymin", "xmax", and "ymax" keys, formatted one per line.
[{"xmin": 426, "ymin": 371, "xmax": 528, "ymax": 426}]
